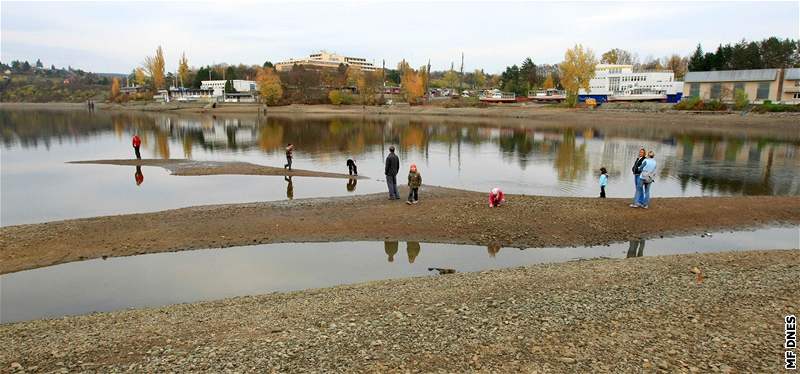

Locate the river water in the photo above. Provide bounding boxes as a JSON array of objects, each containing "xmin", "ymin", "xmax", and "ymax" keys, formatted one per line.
[
  {"xmin": 1, "ymin": 227, "xmax": 797, "ymax": 323},
  {"xmin": 2, "ymin": 109, "xmax": 798, "ymax": 226}
]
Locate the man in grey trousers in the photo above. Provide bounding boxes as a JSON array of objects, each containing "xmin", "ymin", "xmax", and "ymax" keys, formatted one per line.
[{"xmin": 385, "ymin": 146, "xmax": 400, "ymax": 200}]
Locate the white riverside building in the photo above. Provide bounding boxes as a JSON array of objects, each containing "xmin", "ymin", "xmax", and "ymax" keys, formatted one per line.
[
  {"xmin": 200, "ymin": 80, "xmax": 257, "ymax": 97},
  {"xmin": 578, "ymin": 64, "xmax": 684, "ymax": 103}
]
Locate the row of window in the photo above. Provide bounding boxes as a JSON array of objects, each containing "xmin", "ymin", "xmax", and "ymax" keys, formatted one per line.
[{"xmin": 688, "ymin": 82, "xmax": 770, "ymax": 100}]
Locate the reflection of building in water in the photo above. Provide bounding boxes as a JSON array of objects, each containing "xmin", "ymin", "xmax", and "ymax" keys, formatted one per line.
[
  {"xmin": 627, "ymin": 239, "xmax": 645, "ymax": 258},
  {"xmin": 673, "ymin": 138, "xmax": 800, "ymax": 195}
]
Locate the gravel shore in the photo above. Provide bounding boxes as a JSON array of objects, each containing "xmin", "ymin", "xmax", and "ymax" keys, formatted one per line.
[{"xmin": 1, "ymin": 249, "xmax": 797, "ymax": 373}]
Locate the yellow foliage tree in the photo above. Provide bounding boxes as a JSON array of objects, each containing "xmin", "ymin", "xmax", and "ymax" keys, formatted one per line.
[
  {"xmin": 401, "ymin": 68, "xmax": 425, "ymax": 103},
  {"xmin": 559, "ymin": 44, "xmax": 596, "ymax": 107},
  {"xmin": 346, "ymin": 66, "xmax": 362, "ymax": 88},
  {"xmin": 134, "ymin": 68, "xmax": 147, "ymax": 86},
  {"xmin": 143, "ymin": 46, "xmax": 166, "ymax": 90},
  {"xmin": 178, "ymin": 52, "xmax": 189, "ymax": 87},
  {"xmin": 542, "ymin": 74, "xmax": 555, "ymax": 89},
  {"xmin": 473, "ymin": 69, "xmax": 486, "ymax": 89},
  {"xmin": 356, "ymin": 69, "xmax": 381, "ymax": 105},
  {"xmin": 257, "ymin": 67, "xmax": 283, "ymax": 105},
  {"xmin": 110, "ymin": 77, "xmax": 120, "ymax": 99},
  {"xmin": 442, "ymin": 70, "xmax": 459, "ymax": 89}
]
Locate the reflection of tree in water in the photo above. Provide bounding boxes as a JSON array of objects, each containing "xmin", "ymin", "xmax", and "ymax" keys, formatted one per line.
[
  {"xmin": 498, "ymin": 129, "xmax": 536, "ymax": 168},
  {"xmin": 553, "ymin": 128, "xmax": 588, "ymax": 181}
]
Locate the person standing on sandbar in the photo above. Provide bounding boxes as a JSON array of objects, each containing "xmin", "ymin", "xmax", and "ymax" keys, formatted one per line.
[
  {"xmin": 385, "ymin": 146, "xmax": 400, "ymax": 200},
  {"xmin": 132, "ymin": 134, "xmax": 142, "ymax": 160}
]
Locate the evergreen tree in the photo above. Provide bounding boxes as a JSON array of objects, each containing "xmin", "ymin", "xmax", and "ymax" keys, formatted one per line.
[
  {"xmin": 35, "ymin": 59, "xmax": 43, "ymax": 69},
  {"xmin": 224, "ymin": 79, "xmax": 235, "ymax": 93},
  {"xmin": 688, "ymin": 44, "xmax": 706, "ymax": 71}
]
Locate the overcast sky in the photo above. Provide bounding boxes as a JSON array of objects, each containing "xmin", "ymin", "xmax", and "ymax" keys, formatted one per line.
[{"xmin": 2, "ymin": 1, "xmax": 798, "ymax": 74}]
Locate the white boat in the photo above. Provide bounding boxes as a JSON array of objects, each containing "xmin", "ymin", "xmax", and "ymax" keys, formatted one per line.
[
  {"xmin": 528, "ymin": 89, "xmax": 566, "ymax": 102},
  {"xmin": 479, "ymin": 89, "xmax": 516, "ymax": 103},
  {"xmin": 579, "ymin": 64, "xmax": 684, "ymax": 103}
]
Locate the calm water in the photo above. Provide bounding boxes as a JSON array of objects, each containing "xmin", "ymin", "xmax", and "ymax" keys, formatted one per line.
[
  {"xmin": 1, "ymin": 227, "xmax": 797, "ymax": 323},
  {"xmin": 2, "ymin": 109, "xmax": 799, "ymax": 225}
]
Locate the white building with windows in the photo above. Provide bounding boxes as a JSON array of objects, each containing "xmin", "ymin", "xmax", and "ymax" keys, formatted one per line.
[
  {"xmin": 200, "ymin": 80, "xmax": 257, "ymax": 97},
  {"xmin": 275, "ymin": 51, "xmax": 377, "ymax": 72},
  {"xmin": 579, "ymin": 64, "xmax": 683, "ymax": 103}
]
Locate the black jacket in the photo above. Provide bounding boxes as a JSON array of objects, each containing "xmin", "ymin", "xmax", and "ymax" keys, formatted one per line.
[
  {"xmin": 385, "ymin": 152, "xmax": 399, "ymax": 176},
  {"xmin": 632, "ymin": 156, "xmax": 646, "ymax": 175}
]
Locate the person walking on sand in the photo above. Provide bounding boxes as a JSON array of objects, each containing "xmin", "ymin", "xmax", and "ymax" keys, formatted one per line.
[
  {"xmin": 630, "ymin": 148, "xmax": 646, "ymax": 207},
  {"xmin": 489, "ymin": 188, "xmax": 505, "ymax": 208},
  {"xmin": 635, "ymin": 151, "xmax": 657, "ymax": 209},
  {"xmin": 406, "ymin": 163, "xmax": 422, "ymax": 205},
  {"xmin": 385, "ymin": 146, "xmax": 400, "ymax": 200},
  {"xmin": 346, "ymin": 158, "xmax": 358, "ymax": 176},
  {"xmin": 132, "ymin": 134, "xmax": 142, "ymax": 160},
  {"xmin": 284, "ymin": 143, "xmax": 294, "ymax": 171},
  {"xmin": 599, "ymin": 167, "xmax": 608, "ymax": 198}
]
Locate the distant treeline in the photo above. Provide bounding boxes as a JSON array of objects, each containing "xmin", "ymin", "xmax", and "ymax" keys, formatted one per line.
[
  {"xmin": 0, "ymin": 60, "xmax": 111, "ymax": 102},
  {"xmin": 688, "ymin": 37, "xmax": 799, "ymax": 71}
]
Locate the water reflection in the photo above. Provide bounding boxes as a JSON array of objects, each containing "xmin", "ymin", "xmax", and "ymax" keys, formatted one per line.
[
  {"xmin": 3, "ymin": 227, "xmax": 796, "ymax": 323},
  {"xmin": 134, "ymin": 165, "xmax": 144, "ymax": 186},
  {"xmin": 627, "ymin": 239, "xmax": 646, "ymax": 258},
  {"xmin": 487, "ymin": 243, "xmax": 501, "ymax": 257},
  {"xmin": 384, "ymin": 241, "xmax": 398, "ymax": 262},
  {"xmin": 407, "ymin": 241, "xmax": 420, "ymax": 263},
  {"xmin": 2, "ymin": 109, "xmax": 799, "ymax": 199},
  {"xmin": 346, "ymin": 177, "xmax": 357, "ymax": 192},
  {"xmin": 285, "ymin": 176, "xmax": 293, "ymax": 200}
]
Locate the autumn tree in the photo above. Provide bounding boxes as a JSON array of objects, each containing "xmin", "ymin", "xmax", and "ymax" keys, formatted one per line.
[
  {"xmin": 178, "ymin": 52, "xmax": 189, "ymax": 87},
  {"xmin": 472, "ymin": 69, "xmax": 486, "ymax": 89},
  {"xmin": 134, "ymin": 68, "xmax": 147, "ymax": 86},
  {"xmin": 542, "ymin": 73, "xmax": 555, "ymax": 89},
  {"xmin": 559, "ymin": 44, "xmax": 597, "ymax": 107},
  {"xmin": 442, "ymin": 69, "xmax": 459, "ymax": 89},
  {"xmin": 400, "ymin": 64, "xmax": 425, "ymax": 103},
  {"xmin": 143, "ymin": 46, "xmax": 166, "ymax": 90},
  {"xmin": 256, "ymin": 67, "xmax": 283, "ymax": 105},
  {"xmin": 600, "ymin": 48, "xmax": 636, "ymax": 65},
  {"xmin": 665, "ymin": 54, "xmax": 688, "ymax": 80},
  {"xmin": 110, "ymin": 77, "xmax": 121, "ymax": 100},
  {"xmin": 356, "ymin": 69, "xmax": 382, "ymax": 105}
]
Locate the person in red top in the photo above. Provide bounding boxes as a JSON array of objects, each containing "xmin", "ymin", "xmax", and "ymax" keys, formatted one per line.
[
  {"xmin": 134, "ymin": 165, "xmax": 144, "ymax": 186},
  {"xmin": 488, "ymin": 187, "xmax": 505, "ymax": 208},
  {"xmin": 132, "ymin": 134, "xmax": 142, "ymax": 159}
]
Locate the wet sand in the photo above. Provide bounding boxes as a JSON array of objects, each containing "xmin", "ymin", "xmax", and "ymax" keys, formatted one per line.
[
  {"xmin": 1, "ymin": 186, "xmax": 798, "ymax": 274},
  {"xmin": 68, "ymin": 159, "xmax": 363, "ymax": 179},
  {"xmin": 1, "ymin": 249, "xmax": 797, "ymax": 372}
]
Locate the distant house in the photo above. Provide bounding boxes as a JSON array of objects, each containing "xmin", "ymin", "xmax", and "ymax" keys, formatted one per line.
[
  {"xmin": 683, "ymin": 68, "xmax": 800, "ymax": 104},
  {"xmin": 120, "ymin": 84, "xmax": 145, "ymax": 95}
]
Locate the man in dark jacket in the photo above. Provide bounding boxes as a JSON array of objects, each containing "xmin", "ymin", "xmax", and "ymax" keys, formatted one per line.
[{"xmin": 385, "ymin": 146, "xmax": 400, "ymax": 200}]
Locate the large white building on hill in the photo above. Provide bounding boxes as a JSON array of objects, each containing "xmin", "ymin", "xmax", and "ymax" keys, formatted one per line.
[{"xmin": 275, "ymin": 51, "xmax": 377, "ymax": 72}]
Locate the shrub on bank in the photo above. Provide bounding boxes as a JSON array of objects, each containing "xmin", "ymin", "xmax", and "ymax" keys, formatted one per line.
[
  {"xmin": 673, "ymin": 97, "xmax": 728, "ymax": 111},
  {"xmin": 751, "ymin": 101, "xmax": 800, "ymax": 113}
]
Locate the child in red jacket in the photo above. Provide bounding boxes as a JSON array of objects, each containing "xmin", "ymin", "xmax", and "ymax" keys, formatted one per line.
[
  {"xmin": 489, "ymin": 188, "xmax": 505, "ymax": 208},
  {"xmin": 132, "ymin": 134, "xmax": 142, "ymax": 159}
]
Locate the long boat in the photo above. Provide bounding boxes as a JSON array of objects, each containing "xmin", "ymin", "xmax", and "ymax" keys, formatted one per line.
[{"xmin": 479, "ymin": 89, "xmax": 516, "ymax": 103}]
